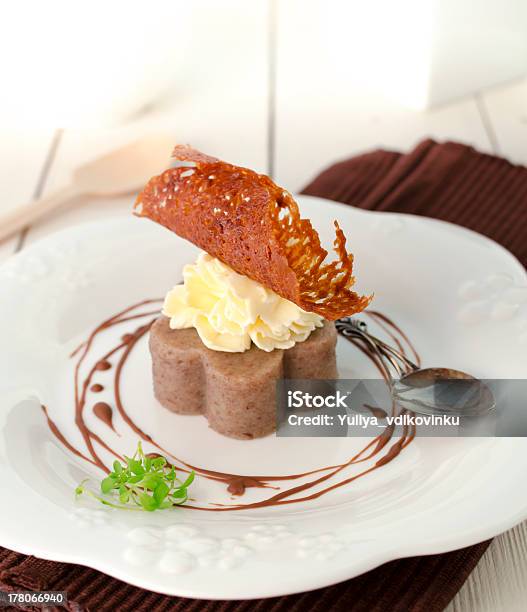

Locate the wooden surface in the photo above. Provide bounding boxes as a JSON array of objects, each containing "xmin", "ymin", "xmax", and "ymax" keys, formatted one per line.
[{"xmin": 1, "ymin": 2, "xmax": 526, "ymax": 609}]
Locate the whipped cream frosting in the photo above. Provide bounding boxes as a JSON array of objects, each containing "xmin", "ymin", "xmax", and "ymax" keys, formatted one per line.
[{"xmin": 163, "ymin": 252, "xmax": 323, "ymax": 352}]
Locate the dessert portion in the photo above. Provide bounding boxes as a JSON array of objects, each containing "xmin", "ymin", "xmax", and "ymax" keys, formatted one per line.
[
  {"xmin": 150, "ymin": 317, "xmax": 337, "ymax": 439},
  {"xmin": 134, "ymin": 146, "xmax": 371, "ymax": 438}
]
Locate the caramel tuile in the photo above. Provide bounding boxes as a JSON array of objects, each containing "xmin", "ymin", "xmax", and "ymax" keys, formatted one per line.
[{"xmin": 134, "ymin": 145, "xmax": 371, "ymax": 320}]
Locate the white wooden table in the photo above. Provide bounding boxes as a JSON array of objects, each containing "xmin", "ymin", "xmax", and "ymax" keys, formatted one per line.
[{"xmin": 1, "ymin": 2, "xmax": 526, "ymax": 609}]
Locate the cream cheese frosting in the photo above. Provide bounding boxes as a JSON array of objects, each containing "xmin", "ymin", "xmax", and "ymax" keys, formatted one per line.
[{"xmin": 163, "ymin": 252, "xmax": 323, "ymax": 352}]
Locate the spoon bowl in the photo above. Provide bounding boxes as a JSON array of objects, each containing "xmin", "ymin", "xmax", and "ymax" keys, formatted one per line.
[
  {"xmin": 336, "ymin": 318, "xmax": 496, "ymax": 417},
  {"xmin": 393, "ymin": 367, "xmax": 496, "ymax": 417},
  {"xmin": 74, "ymin": 134, "xmax": 176, "ymax": 195},
  {"xmin": 0, "ymin": 134, "xmax": 176, "ymax": 245}
]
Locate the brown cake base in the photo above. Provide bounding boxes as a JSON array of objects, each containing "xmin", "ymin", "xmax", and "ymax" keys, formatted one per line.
[{"xmin": 149, "ymin": 317, "xmax": 338, "ymax": 439}]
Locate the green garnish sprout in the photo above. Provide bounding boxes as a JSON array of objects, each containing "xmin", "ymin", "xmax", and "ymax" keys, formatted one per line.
[{"xmin": 75, "ymin": 441, "xmax": 195, "ymax": 512}]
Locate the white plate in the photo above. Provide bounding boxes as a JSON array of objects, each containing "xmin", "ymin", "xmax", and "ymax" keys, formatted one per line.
[{"xmin": 0, "ymin": 195, "xmax": 526, "ymax": 600}]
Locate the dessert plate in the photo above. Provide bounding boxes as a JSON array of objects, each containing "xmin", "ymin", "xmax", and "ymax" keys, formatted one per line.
[{"xmin": 0, "ymin": 195, "xmax": 526, "ymax": 599}]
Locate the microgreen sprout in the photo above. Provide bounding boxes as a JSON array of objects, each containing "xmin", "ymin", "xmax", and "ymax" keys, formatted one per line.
[{"xmin": 75, "ymin": 441, "xmax": 195, "ymax": 512}]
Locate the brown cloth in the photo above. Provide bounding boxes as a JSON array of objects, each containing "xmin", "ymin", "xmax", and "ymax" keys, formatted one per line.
[
  {"xmin": 3, "ymin": 138, "xmax": 527, "ymax": 611},
  {"xmin": 304, "ymin": 139, "xmax": 527, "ymax": 268}
]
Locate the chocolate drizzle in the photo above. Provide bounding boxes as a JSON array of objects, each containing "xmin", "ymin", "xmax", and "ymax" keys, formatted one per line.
[
  {"xmin": 93, "ymin": 402, "xmax": 116, "ymax": 432},
  {"xmin": 43, "ymin": 299, "xmax": 418, "ymax": 511},
  {"xmin": 366, "ymin": 310, "xmax": 421, "ymax": 368}
]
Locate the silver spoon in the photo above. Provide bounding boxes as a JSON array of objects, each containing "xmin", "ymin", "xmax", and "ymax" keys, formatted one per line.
[{"xmin": 336, "ymin": 318, "xmax": 495, "ymax": 417}]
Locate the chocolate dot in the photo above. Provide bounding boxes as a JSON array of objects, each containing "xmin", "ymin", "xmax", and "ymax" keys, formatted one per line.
[
  {"xmin": 95, "ymin": 360, "xmax": 112, "ymax": 371},
  {"xmin": 93, "ymin": 402, "xmax": 114, "ymax": 430}
]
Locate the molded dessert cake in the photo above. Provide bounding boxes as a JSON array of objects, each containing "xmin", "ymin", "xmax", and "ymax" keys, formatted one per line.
[
  {"xmin": 134, "ymin": 146, "xmax": 371, "ymax": 439},
  {"xmin": 149, "ymin": 318, "xmax": 337, "ymax": 439}
]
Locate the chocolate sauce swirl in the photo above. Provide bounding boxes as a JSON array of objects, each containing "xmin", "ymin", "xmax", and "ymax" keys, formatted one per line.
[{"xmin": 42, "ymin": 299, "xmax": 417, "ymax": 511}]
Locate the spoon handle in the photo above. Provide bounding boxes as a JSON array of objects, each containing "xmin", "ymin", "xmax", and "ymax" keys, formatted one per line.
[
  {"xmin": 336, "ymin": 317, "xmax": 418, "ymax": 377},
  {"xmin": 0, "ymin": 184, "xmax": 79, "ymax": 245}
]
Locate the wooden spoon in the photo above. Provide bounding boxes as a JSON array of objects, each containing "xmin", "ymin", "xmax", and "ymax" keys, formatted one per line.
[{"xmin": 0, "ymin": 134, "xmax": 175, "ymax": 244}]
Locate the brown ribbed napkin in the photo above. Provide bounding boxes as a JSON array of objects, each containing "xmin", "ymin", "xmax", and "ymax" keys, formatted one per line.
[
  {"xmin": 4, "ymin": 138, "xmax": 527, "ymax": 611},
  {"xmin": 303, "ymin": 138, "xmax": 527, "ymax": 268}
]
